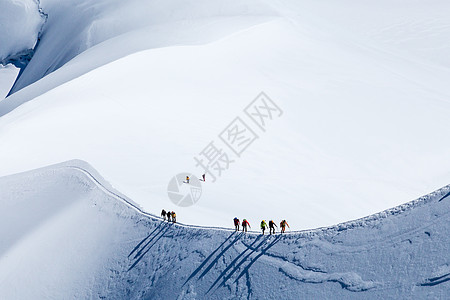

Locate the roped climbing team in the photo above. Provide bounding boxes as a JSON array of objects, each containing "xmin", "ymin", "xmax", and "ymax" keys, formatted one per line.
[
  {"xmin": 160, "ymin": 211, "xmax": 290, "ymax": 235},
  {"xmin": 161, "ymin": 174, "xmax": 291, "ymax": 234},
  {"xmin": 236, "ymin": 217, "xmax": 290, "ymax": 235}
]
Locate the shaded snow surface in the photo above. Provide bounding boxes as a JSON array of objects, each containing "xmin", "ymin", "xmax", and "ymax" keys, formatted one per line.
[
  {"xmin": 0, "ymin": 160, "xmax": 448, "ymax": 299},
  {"xmin": 0, "ymin": 0, "xmax": 45, "ymax": 62},
  {"xmin": 0, "ymin": 65, "xmax": 19, "ymax": 99}
]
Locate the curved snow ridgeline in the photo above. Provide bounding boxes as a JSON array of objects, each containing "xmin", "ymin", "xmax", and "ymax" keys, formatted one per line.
[
  {"xmin": 3, "ymin": 0, "xmax": 275, "ymax": 101},
  {"xmin": 0, "ymin": 160, "xmax": 448, "ymax": 299},
  {"xmin": 1, "ymin": 0, "xmax": 450, "ymax": 232}
]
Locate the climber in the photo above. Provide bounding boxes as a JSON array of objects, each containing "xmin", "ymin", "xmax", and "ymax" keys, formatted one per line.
[
  {"xmin": 242, "ymin": 219, "xmax": 251, "ymax": 232},
  {"xmin": 172, "ymin": 211, "xmax": 177, "ymax": 223},
  {"xmin": 280, "ymin": 220, "xmax": 290, "ymax": 233},
  {"xmin": 233, "ymin": 217, "xmax": 240, "ymax": 231},
  {"xmin": 260, "ymin": 220, "xmax": 267, "ymax": 235},
  {"xmin": 269, "ymin": 220, "xmax": 277, "ymax": 235}
]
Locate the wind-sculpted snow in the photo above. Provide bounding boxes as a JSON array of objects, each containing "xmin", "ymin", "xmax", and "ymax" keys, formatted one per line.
[
  {"xmin": 0, "ymin": 0, "xmax": 46, "ymax": 65},
  {"xmin": 278, "ymin": 265, "xmax": 377, "ymax": 292},
  {"xmin": 0, "ymin": 160, "xmax": 448, "ymax": 299},
  {"xmin": 5, "ymin": 0, "xmax": 275, "ymax": 98}
]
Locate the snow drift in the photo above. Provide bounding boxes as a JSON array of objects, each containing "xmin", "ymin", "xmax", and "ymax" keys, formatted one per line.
[{"xmin": 0, "ymin": 160, "xmax": 448, "ymax": 299}]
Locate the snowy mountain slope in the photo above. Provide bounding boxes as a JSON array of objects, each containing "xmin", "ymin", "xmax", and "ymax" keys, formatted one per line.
[
  {"xmin": 3, "ymin": 0, "xmax": 450, "ymax": 108},
  {"xmin": 1, "ymin": 0, "xmax": 450, "ymax": 231},
  {"xmin": 0, "ymin": 161, "xmax": 448, "ymax": 299},
  {"xmin": 4, "ymin": 0, "xmax": 275, "ymax": 99},
  {"xmin": 285, "ymin": 0, "xmax": 450, "ymax": 69},
  {"xmin": 1, "ymin": 3, "xmax": 450, "ymax": 230},
  {"xmin": 0, "ymin": 13, "xmax": 274, "ymax": 114}
]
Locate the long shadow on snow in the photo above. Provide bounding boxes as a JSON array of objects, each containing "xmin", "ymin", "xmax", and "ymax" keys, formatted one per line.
[
  {"xmin": 233, "ymin": 235, "xmax": 282, "ymax": 283},
  {"xmin": 132, "ymin": 225, "xmax": 169, "ymax": 260},
  {"xmin": 207, "ymin": 235, "xmax": 282, "ymax": 294},
  {"xmin": 198, "ymin": 232, "xmax": 244, "ymax": 280},
  {"xmin": 182, "ymin": 231, "xmax": 244, "ymax": 286},
  {"xmin": 207, "ymin": 235, "xmax": 264, "ymax": 293},
  {"xmin": 438, "ymin": 191, "xmax": 450, "ymax": 202},
  {"xmin": 128, "ymin": 222, "xmax": 165, "ymax": 258},
  {"xmin": 183, "ymin": 231, "xmax": 237, "ymax": 286},
  {"xmin": 420, "ymin": 273, "xmax": 450, "ymax": 286},
  {"xmin": 128, "ymin": 222, "xmax": 173, "ymax": 271}
]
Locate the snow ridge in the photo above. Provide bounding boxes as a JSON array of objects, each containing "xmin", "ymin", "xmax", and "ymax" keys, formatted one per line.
[
  {"xmin": 2, "ymin": 0, "xmax": 450, "ymax": 232},
  {"xmin": 1, "ymin": 160, "xmax": 448, "ymax": 299},
  {"xmin": 62, "ymin": 159, "xmax": 450, "ymax": 237}
]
